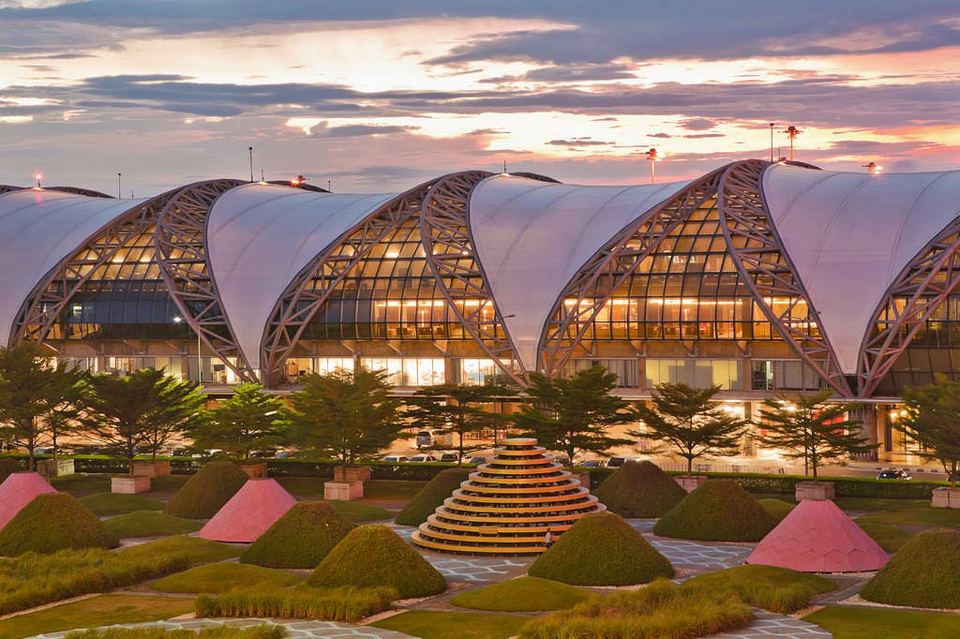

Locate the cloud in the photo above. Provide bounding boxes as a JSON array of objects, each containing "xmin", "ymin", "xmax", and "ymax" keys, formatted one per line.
[
  {"xmin": 546, "ymin": 137, "xmax": 611, "ymax": 147},
  {"xmin": 679, "ymin": 117, "xmax": 717, "ymax": 131}
]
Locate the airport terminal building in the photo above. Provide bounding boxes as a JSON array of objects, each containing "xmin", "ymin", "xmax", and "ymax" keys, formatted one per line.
[{"xmin": 2, "ymin": 159, "xmax": 959, "ymax": 461}]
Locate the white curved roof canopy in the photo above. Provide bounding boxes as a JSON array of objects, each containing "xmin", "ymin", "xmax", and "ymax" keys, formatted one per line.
[
  {"xmin": 469, "ymin": 174, "xmax": 691, "ymax": 370},
  {"xmin": 763, "ymin": 164, "xmax": 960, "ymax": 374},
  {"xmin": 206, "ymin": 183, "xmax": 396, "ymax": 372},
  {"xmin": 0, "ymin": 189, "xmax": 146, "ymax": 347}
]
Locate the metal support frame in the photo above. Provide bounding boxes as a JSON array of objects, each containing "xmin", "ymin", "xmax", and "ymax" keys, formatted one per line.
[
  {"xmin": 858, "ymin": 220, "xmax": 960, "ymax": 396},
  {"xmin": 260, "ymin": 181, "xmax": 433, "ymax": 387},
  {"xmin": 539, "ymin": 168, "xmax": 725, "ymax": 377},
  {"xmin": 10, "ymin": 192, "xmax": 176, "ymax": 348},
  {"xmin": 47, "ymin": 186, "xmax": 113, "ymax": 198},
  {"xmin": 419, "ymin": 170, "xmax": 528, "ymax": 386},
  {"xmin": 154, "ymin": 179, "xmax": 257, "ymax": 383},
  {"xmin": 718, "ymin": 160, "xmax": 852, "ymax": 396}
]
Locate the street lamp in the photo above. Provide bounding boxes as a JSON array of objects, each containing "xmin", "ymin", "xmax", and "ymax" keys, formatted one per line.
[
  {"xmin": 645, "ymin": 148, "xmax": 659, "ymax": 184},
  {"xmin": 34, "ymin": 173, "xmax": 42, "ymax": 190},
  {"xmin": 769, "ymin": 123, "xmax": 775, "ymax": 163},
  {"xmin": 781, "ymin": 125, "xmax": 802, "ymax": 161},
  {"xmin": 863, "ymin": 161, "xmax": 882, "ymax": 174}
]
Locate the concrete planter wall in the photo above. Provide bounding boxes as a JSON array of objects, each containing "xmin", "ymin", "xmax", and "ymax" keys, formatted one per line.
[
  {"xmin": 334, "ymin": 465, "xmax": 371, "ymax": 483},
  {"xmin": 675, "ymin": 475, "xmax": 708, "ymax": 493},
  {"xmin": 240, "ymin": 463, "xmax": 268, "ymax": 478},
  {"xmin": 36, "ymin": 458, "xmax": 74, "ymax": 478},
  {"xmin": 324, "ymin": 480, "xmax": 363, "ymax": 501},
  {"xmin": 795, "ymin": 481, "xmax": 835, "ymax": 501},
  {"xmin": 931, "ymin": 486, "xmax": 960, "ymax": 509},
  {"xmin": 131, "ymin": 461, "xmax": 171, "ymax": 478},
  {"xmin": 112, "ymin": 475, "xmax": 151, "ymax": 494}
]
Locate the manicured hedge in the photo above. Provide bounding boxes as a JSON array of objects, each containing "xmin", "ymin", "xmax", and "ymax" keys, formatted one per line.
[
  {"xmin": 653, "ymin": 480, "xmax": 777, "ymax": 542},
  {"xmin": 196, "ymin": 586, "xmax": 395, "ymax": 623},
  {"xmin": 0, "ymin": 493, "xmax": 117, "ymax": 555},
  {"xmin": 66, "ymin": 626, "xmax": 286, "ymax": 639},
  {"xmin": 164, "ymin": 461, "xmax": 248, "ymax": 519},
  {"xmin": 861, "ymin": 529, "xmax": 960, "ymax": 609},
  {"xmin": 0, "ymin": 457, "xmax": 22, "ymax": 482},
  {"xmin": 529, "ymin": 512, "xmax": 673, "ymax": 586},
  {"xmin": 241, "ymin": 501, "xmax": 355, "ymax": 569},
  {"xmin": 394, "ymin": 467, "xmax": 472, "ymax": 526},
  {"xmin": 592, "ymin": 461, "xmax": 687, "ymax": 518}
]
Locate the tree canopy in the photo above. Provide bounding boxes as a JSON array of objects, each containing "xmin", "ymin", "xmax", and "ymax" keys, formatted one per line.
[
  {"xmin": 191, "ymin": 383, "xmax": 286, "ymax": 460},
  {"xmin": 898, "ymin": 375, "xmax": 960, "ymax": 486},
  {"xmin": 405, "ymin": 383, "xmax": 509, "ymax": 463}
]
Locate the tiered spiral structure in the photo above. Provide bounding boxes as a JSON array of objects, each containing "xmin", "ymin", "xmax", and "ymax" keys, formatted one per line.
[{"xmin": 411, "ymin": 437, "xmax": 605, "ymax": 554}]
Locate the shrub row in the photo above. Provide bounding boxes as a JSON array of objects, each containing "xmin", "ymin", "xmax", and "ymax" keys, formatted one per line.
[
  {"xmin": 66, "ymin": 626, "xmax": 287, "ymax": 639},
  {"xmin": 195, "ymin": 586, "xmax": 395, "ymax": 623}
]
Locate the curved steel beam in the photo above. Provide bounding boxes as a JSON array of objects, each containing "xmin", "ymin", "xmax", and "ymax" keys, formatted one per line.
[
  {"xmin": 0, "ymin": 185, "xmax": 24, "ymax": 195},
  {"xmin": 9, "ymin": 190, "xmax": 179, "ymax": 348},
  {"xmin": 266, "ymin": 180, "xmax": 329, "ymax": 193},
  {"xmin": 538, "ymin": 167, "xmax": 725, "ymax": 377},
  {"xmin": 858, "ymin": 218, "xmax": 960, "ymax": 396},
  {"xmin": 259, "ymin": 179, "xmax": 435, "ymax": 387},
  {"xmin": 154, "ymin": 178, "xmax": 258, "ymax": 383},
  {"xmin": 718, "ymin": 160, "xmax": 852, "ymax": 396},
  {"xmin": 420, "ymin": 171, "xmax": 529, "ymax": 387},
  {"xmin": 47, "ymin": 186, "xmax": 113, "ymax": 198}
]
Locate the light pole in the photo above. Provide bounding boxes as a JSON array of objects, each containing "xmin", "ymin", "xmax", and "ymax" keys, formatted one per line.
[
  {"xmin": 782, "ymin": 125, "xmax": 802, "ymax": 161},
  {"xmin": 645, "ymin": 148, "xmax": 659, "ymax": 184},
  {"xmin": 769, "ymin": 123, "xmax": 775, "ymax": 163},
  {"xmin": 34, "ymin": 173, "xmax": 42, "ymax": 189},
  {"xmin": 863, "ymin": 161, "xmax": 882, "ymax": 174},
  {"xmin": 117, "ymin": 173, "xmax": 122, "ymax": 199},
  {"xmin": 248, "ymin": 146, "xmax": 254, "ymax": 183}
]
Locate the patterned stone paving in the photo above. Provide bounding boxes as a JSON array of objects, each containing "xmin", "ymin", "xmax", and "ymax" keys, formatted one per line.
[
  {"xmin": 29, "ymin": 618, "xmax": 415, "ymax": 639},
  {"xmin": 626, "ymin": 518, "xmax": 657, "ymax": 533},
  {"xmin": 647, "ymin": 536, "xmax": 753, "ymax": 571},
  {"xmin": 704, "ymin": 610, "xmax": 832, "ymax": 638},
  {"xmin": 425, "ymin": 555, "xmax": 531, "ymax": 582}
]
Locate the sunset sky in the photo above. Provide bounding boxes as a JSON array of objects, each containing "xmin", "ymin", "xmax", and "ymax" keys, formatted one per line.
[{"xmin": 0, "ymin": 1, "xmax": 958, "ymax": 195}]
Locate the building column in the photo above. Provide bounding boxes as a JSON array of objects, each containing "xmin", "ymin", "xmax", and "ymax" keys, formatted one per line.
[{"xmin": 850, "ymin": 404, "xmax": 879, "ymax": 461}]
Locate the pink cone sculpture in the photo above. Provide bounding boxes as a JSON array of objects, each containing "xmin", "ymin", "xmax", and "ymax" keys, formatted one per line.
[
  {"xmin": 0, "ymin": 472, "xmax": 56, "ymax": 529},
  {"xmin": 198, "ymin": 478, "xmax": 296, "ymax": 543},
  {"xmin": 747, "ymin": 499, "xmax": 889, "ymax": 573}
]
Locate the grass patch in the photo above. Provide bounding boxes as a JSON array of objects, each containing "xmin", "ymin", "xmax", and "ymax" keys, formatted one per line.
[
  {"xmin": 804, "ymin": 605, "xmax": 960, "ymax": 639},
  {"xmin": 363, "ymin": 479, "xmax": 428, "ymax": 500},
  {"xmin": 80, "ymin": 493, "xmax": 164, "ymax": 516},
  {"xmin": 104, "ymin": 511, "xmax": 201, "ymax": 538},
  {"xmin": 861, "ymin": 528, "xmax": 960, "ymax": 608},
  {"xmin": 122, "ymin": 536, "xmax": 241, "ymax": 565},
  {"xmin": 683, "ymin": 565, "xmax": 835, "ymax": 613},
  {"xmin": 241, "ymin": 502, "xmax": 354, "ymax": 569},
  {"xmin": 758, "ymin": 498, "xmax": 795, "ymax": 522},
  {"xmin": 451, "ymin": 577, "xmax": 588, "ymax": 612},
  {"xmin": 858, "ymin": 521, "xmax": 914, "ymax": 552},
  {"xmin": 833, "ymin": 497, "xmax": 928, "ymax": 513},
  {"xmin": 147, "ymin": 475, "xmax": 191, "ymax": 494},
  {"xmin": 529, "ymin": 512, "xmax": 673, "ymax": 586},
  {"xmin": 164, "ymin": 461, "xmax": 248, "ymax": 519},
  {"xmin": 196, "ymin": 586, "xmax": 394, "ymax": 623},
  {"xmin": 653, "ymin": 480, "xmax": 777, "ymax": 542},
  {"xmin": 0, "ymin": 493, "xmax": 116, "ymax": 556},
  {"xmin": 394, "ymin": 468, "xmax": 471, "ymax": 526},
  {"xmin": 593, "ymin": 461, "xmax": 687, "ymax": 518},
  {"xmin": 310, "ymin": 525, "xmax": 446, "ymax": 598},
  {"xmin": 151, "ymin": 563, "xmax": 301, "ymax": 594},
  {"xmin": 274, "ymin": 478, "xmax": 325, "ymax": 498},
  {"xmin": 519, "ymin": 579, "xmax": 753, "ymax": 639},
  {"xmin": 326, "ymin": 500, "xmax": 394, "ymax": 523},
  {"xmin": 66, "ymin": 627, "xmax": 284, "ymax": 639},
  {"xmin": 0, "ymin": 546, "xmax": 189, "ymax": 615},
  {"xmin": 372, "ymin": 610, "xmax": 528, "ymax": 639},
  {"xmin": 0, "ymin": 594, "xmax": 194, "ymax": 639},
  {"xmin": 50, "ymin": 474, "xmax": 111, "ymax": 496},
  {"xmin": 856, "ymin": 506, "xmax": 960, "ymax": 528}
]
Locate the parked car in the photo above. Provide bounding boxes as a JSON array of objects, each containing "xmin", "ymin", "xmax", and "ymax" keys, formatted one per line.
[
  {"xmin": 409, "ymin": 454, "xmax": 438, "ymax": 463},
  {"xmin": 274, "ymin": 450, "xmax": 294, "ymax": 459},
  {"xmin": 578, "ymin": 460, "xmax": 602, "ymax": 469},
  {"xmin": 33, "ymin": 447, "xmax": 54, "ymax": 455},
  {"xmin": 382, "ymin": 455, "xmax": 409, "ymax": 463},
  {"xmin": 415, "ymin": 431, "xmax": 433, "ymax": 449},
  {"xmin": 877, "ymin": 468, "xmax": 912, "ymax": 480},
  {"xmin": 606, "ymin": 456, "xmax": 627, "ymax": 468},
  {"xmin": 468, "ymin": 456, "xmax": 488, "ymax": 466},
  {"xmin": 439, "ymin": 452, "xmax": 459, "ymax": 463}
]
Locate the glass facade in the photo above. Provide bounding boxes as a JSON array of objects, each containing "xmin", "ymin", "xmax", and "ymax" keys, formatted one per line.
[
  {"xmin": 360, "ymin": 357, "xmax": 445, "ymax": 386},
  {"xmin": 645, "ymin": 358, "xmax": 742, "ymax": 390},
  {"xmin": 751, "ymin": 360, "xmax": 826, "ymax": 391}
]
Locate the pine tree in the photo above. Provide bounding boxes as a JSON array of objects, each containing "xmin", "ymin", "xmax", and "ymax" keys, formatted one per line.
[
  {"xmin": 191, "ymin": 383, "xmax": 286, "ymax": 460},
  {"xmin": 897, "ymin": 375, "xmax": 960, "ymax": 486},
  {"xmin": 631, "ymin": 382, "xmax": 748, "ymax": 476},
  {"xmin": 757, "ymin": 389, "xmax": 874, "ymax": 480},
  {"xmin": 405, "ymin": 383, "xmax": 508, "ymax": 463}
]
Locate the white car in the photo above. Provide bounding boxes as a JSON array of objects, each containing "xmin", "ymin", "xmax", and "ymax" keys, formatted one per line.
[
  {"xmin": 381, "ymin": 455, "xmax": 409, "ymax": 463},
  {"xmin": 409, "ymin": 454, "xmax": 438, "ymax": 463}
]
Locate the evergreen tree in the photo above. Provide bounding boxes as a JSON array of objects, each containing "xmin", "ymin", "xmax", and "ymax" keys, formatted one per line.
[
  {"xmin": 84, "ymin": 368, "xmax": 206, "ymax": 472},
  {"xmin": 631, "ymin": 382, "xmax": 748, "ymax": 476},
  {"xmin": 898, "ymin": 375, "xmax": 960, "ymax": 486},
  {"xmin": 286, "ymin": 369, "xmax": 402, "ymax": 466},
  {"xmin": 191, "ymin": 383, "xmax": 286, "ymax": 460},
  {"xmin": 757, "ymin": 389, "xmax": 873, "ymax": 480},
  {"xmin": 512, "ymin": 366, "xmax": 631, "ymax": 463},
  {"xmin": 406, "ymin": 383, "xmax": 509, "ymax": 463}
]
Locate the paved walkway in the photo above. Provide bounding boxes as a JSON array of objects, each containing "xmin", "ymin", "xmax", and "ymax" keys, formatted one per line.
[
  {"xmin": 28, "ymin": 618, "xmax": 415, "ymax": 639},
  {"xmin": 704, "ymin": 611, "xmax": 831, "ymax": 638},
  {"xmin": 647, "ymin": 536, "xmax": 753, "ymax": 571}
]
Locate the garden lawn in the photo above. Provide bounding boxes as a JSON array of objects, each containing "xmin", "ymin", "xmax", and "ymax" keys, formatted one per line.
[
  {"xmin": 326, "ymin": 501, "xmax": 394, "ymax": 522},
  {"xmin": 79, "ymin": 493, "xmax": 164, "ymax": 516},
  {"xmin": 857, "ymin": 521, "xmax": 914, "ymax": 552},
  {"xmin": 833, "ymin": 497, "xmax": 928, "ymax": 513},
  {"xmin": 151, "ymin": 563, "xmax": 302, "ymax": 594},
  {"xmin": 856, "ymin": 506, "xmax": 960, "ymax": 528},
  {"xmin": 757, "ymin": 498, "xmax": 794, "ymax": 522},
  {"xmin": 147, "ymin": 475, "xmax": 191, "ymax": 494},
  {"xmin": 372, "ymin": 611, "xmax": 527, "ymax": 639},
  {"xmin": 362, "ymin": 480, "xmax": 427, "ymax": 501},
  {"xmin": 0, "ymin": 594, "xmax": 193, "ymax": 639},
  {"xmin": 104, "ymin": 511, "xmax": 201, "ymax": 538},
  {"xmin": 123, "ymin": 536, "xmax": 240, "ymax": 564},
  {"xmin": 451, "ymin": 577, "xmax": 588, "ymax": 612},
  {"xmin": 51, "ymin": 474, "xmax": 111, "ymax": 496},
  {"xmin": 804, "ymin": 606, "xmax": 960, "ymax": 639},
  {"xmin": 274, "ymin": 478, "xmax": 325, "ymax": 498}
]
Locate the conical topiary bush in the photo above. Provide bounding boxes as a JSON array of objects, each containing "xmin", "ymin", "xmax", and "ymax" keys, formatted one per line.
[
  {"xmin": 0, "ymin": 493, "xmax": 116, "ymax": 555},
  {"xmin": 309, "ymin": 525, "xmax": 446, "ymax": 598},
  {"xmin": 653, "ymin": 480, "xmax": 777, "ymax": 542},
  {"xmin": 593, "ymin": 461, "xmax": 687, "ymax": 518},
  {"xmin": 861, "ymin": 529, "xmax": 960, "ymax": 608},
  {"xmin": 528, "ymin": 511, "xmax": 673, "ymax": 586},
  {"xmin": 395, "ymin": 467, "xmax": 472, "ymax": 526},
  {"xmin": 241, "ymin": 501, "xmax": 355, "ymax": 568},
  {"xmin": 164, "ymin": 461, "xmax": 249, "ymax": 519}
]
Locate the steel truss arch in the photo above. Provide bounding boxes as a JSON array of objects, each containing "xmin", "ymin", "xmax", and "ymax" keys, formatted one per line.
[
  {"xmin": 154, "ymin": 179, "xmax": 258, "ymax": 383},
  {"xmin": 0, "ymin": 185, "xmax": 23, "ymax": 195},
  {"xmin": 420, "ymin": 170, "xmax": 529, "ymax": 387},
  {"xmin": 717, "ymin": 160, "xmax": 852, "ymax": 396},
  {"xmin": 259, "ymin": 180, "xmax": 436, "ymax": 387},
  {"xmin": 858, "ymin": 219, "xmax": 960, "ymax": 396},
  {"xmin": 9, "ymin": 190, "xmax": 179, "ymax": 348},
  {"xmin": 538, "ymin": 168, "xmax": 725, "ymax": 377},
  {"xmin": 47, "ymin": 186, "xmax": 113, "ymax": 198}
]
